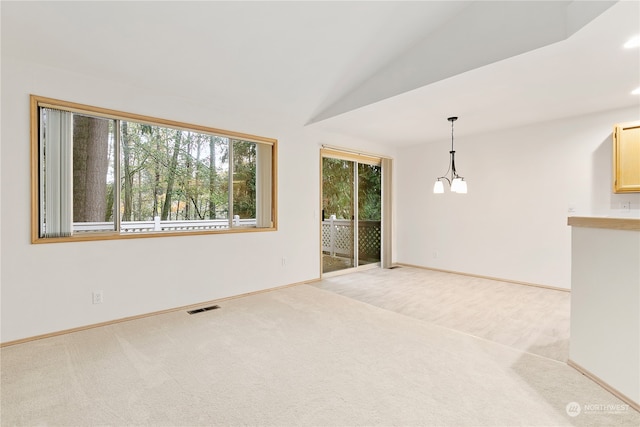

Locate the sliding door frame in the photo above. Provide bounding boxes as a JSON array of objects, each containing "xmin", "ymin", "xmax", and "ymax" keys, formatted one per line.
[{"xmin": 320, "ymin": 147, "xmax": 391, "ymax": 277}]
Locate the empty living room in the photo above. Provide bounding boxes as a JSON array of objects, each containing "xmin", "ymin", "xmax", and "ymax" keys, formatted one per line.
[{"xmin": 1, "ymin": 1, "xmax": 639, "ymax": 426}]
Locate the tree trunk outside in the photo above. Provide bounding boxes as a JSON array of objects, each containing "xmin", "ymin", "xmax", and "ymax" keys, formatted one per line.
[
  {"xmin": 153, "ymin": 132, "xmax": 160, "ymax": 218},
  {"xmin": 122, "ymin": 122, "xmax": 133, "ymax": 221},
  {"xmin": 161, "ymin": 129, "xmax": 181, "ymax": 220},
  {"xmin": 209, "ymin": 136, "xmax": 217, "ymax": 219},
  {"xmin": 73, "ymin": 115, "xmax": 110, "ymax": 222},
  {"xmin": 184, "ymin": 134, "xmax": 192, "ymax": 220}
]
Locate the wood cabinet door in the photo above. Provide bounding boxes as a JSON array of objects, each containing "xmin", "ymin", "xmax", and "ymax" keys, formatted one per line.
[{"xmin": 613, "ymin": 121, "xmax": 640, "ymax": 193}]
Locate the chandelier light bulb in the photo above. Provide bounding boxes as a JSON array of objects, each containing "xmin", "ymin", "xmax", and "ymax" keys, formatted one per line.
[{"xmin": 433, "ymin": 180, "xmax": 444, "ymax": 194}]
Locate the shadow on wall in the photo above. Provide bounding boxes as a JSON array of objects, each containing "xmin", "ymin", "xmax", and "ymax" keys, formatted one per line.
[{"xmin": 591, "ymin": 134, "xmax": 640, "ymax": 215}]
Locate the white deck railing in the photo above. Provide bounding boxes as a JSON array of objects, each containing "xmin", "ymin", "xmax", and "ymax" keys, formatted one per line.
[
  {"xmin": 73, "ymin": 216, "xmax": 256, "ymax": 233},
  {"xmin": 322, "ymin": 217, "xmax": 381, "ymax": 259}
]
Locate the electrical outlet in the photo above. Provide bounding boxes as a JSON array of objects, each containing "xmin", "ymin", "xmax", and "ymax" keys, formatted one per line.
[
  {"xmin": 92, "ymin": 290, "xmax": 103, "ymax": 304},
  {"xmin": 622, "ymin": 201, "xmax": 631, "ymax": 210}
]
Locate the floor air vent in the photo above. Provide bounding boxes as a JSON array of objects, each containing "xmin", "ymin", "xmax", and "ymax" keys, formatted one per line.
[{"xmin": 187, "ymin": 305, "xmax": 220, "ymax": 315}]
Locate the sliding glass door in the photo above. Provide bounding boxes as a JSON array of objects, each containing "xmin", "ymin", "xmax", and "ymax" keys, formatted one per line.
[
  {"xmin": 321, "ymin": 150, "xmax": 381, "ymax": 274},
  {"xmin": 357, "ymin": 162, "xmax": 382, "ymax": 267}
]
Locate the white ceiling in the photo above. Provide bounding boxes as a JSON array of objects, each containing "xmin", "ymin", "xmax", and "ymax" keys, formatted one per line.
[{"xmin": 2, "ymin": 1, "xmax": 639, "ymax": 146}]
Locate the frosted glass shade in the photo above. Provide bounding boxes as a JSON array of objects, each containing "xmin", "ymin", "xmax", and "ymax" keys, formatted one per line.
[
  {"xmin": 457, "ymin": 180, "xmax": 467, "ymax": 194},
  {"xmin": 433, "ymin": 180, "xmax": 444, "ymax": 194},
  {"xmin": 451, "ymin": 178, "xmax": 462, "ymax": 192}
]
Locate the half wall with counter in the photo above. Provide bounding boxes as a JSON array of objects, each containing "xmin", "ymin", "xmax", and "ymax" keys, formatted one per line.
[{"xmin": 568, "ymin": 216, "xmax": 640, "ymax": 411}]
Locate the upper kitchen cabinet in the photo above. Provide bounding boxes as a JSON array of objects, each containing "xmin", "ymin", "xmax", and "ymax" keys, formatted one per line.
[{"xmin": 613, "ymin": 121, "xmax": 640, "ymax": 193}]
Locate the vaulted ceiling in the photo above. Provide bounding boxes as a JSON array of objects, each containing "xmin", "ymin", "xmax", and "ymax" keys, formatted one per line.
[{"xmin": 2, "ymin": 1, "xmax": 638, "ymax": 145}]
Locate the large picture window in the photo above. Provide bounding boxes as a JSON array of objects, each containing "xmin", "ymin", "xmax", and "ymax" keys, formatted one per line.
[{"xmin": 31, "ymin": 95, "xmax": 277, "ymax": 243}]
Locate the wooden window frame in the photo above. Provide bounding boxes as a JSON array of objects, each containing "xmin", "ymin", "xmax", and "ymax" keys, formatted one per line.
[{"xmin": 31, "ymin": 95, "xmax": 278, "ymax": 243}]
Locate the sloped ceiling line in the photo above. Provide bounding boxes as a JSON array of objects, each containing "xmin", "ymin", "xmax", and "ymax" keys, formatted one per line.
[{"xmin": 308, "ymin": 0, "xmax": 616, "ymax": 125}]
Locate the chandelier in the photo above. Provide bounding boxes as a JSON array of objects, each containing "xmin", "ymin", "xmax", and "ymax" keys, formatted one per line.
[{"xmin": 433, "ymin": 116, "xmax": 467, "ymax": 194}]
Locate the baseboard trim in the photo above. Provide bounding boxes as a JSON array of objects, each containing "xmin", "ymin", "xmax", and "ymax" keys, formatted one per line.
[
  {"xmin": 567, "ymin": 359, "xmax": 640, "ymax": 413},
  {"xmin": 1, "ymin": 277, "xmax": 320, "ymax": 348},
  {"xmin": 395, "ymin": 263, "xmax": 570, "ymax": 293}
]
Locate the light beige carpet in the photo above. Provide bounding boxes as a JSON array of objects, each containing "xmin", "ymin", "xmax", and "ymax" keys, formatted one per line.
[
  {"xmin": 1, "ymin": 283, "xmax": 638, "ymax": 426},
  {"xmin": 315, "ymin": 266, "xmax": 570, "ymax": 362}
]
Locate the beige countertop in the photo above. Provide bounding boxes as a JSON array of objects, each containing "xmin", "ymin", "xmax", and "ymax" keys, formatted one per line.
[{"xmin": 568, "ymin": 216, "xmax": 640, "ymax": 231}]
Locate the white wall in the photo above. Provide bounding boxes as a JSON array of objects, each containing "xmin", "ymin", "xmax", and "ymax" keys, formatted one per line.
[
  {"xmin": 396, "ymin": 107, "xmax": 640, "ymax": 289},
  {"xmin": 0, "ymin": 56, "xmax": 323, "ymax": 343}
]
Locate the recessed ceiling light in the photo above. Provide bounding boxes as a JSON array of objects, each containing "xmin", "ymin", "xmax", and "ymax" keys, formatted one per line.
[
  {"xmin": 624, "ymin": 35, "xmax": 640, "ymax": 49},
  {"xmin": 632, "ymin": 87, "xmax": 640, "ymax": 95}
]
